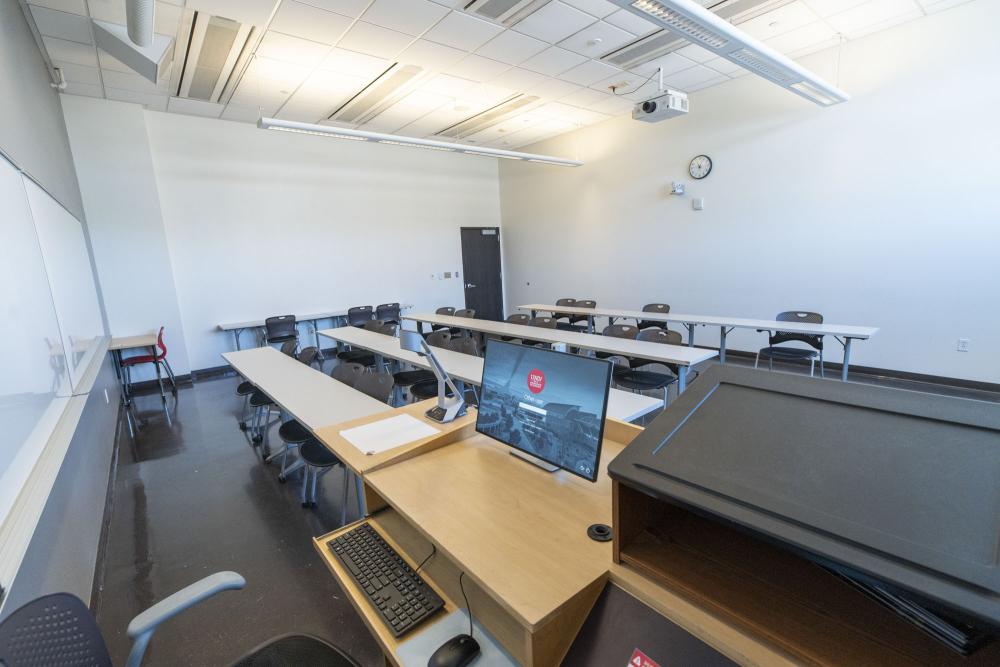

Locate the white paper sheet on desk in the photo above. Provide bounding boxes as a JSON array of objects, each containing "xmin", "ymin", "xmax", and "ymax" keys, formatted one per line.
[{"xmin": 340, "ymin": 414, "xmax": 440, "ymax": 455}]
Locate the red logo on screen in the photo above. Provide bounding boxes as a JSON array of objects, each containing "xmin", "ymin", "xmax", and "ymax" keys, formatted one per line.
[
  {"xmin": 527, "ymin": 369, "xmax": 545, "ymax": 394},
  {"xmin": 628, "ymin": 649, "xmax": 661, "ymax": 667}
]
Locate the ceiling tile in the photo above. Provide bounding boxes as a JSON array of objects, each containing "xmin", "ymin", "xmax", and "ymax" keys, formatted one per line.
[
  {"xmin": 685, "ymin": 75, "xmax": 729, "ymax": 92},
  {"xmin": 490, "ymin": 67, "xmax": 548, "ymax": 91},
  {"xmin": 562, "ymin": 0, "xmax": 618, "ymax": 18},
  {"xmin": 420, "ymin": 73, "xmax": 481, "ymax": 97},
  {"xmin": 99, "ymin": 50, "xmax": 137, "ymax": 73},
  {"xmin": 102, "ymin": 68, "xmax": 168, "ymax": 93},
  {"xmin": 559, "ymin": 59, "xmax": 620, "ymax": 85},
  {"xmin": 802, "ymin": 0, "xmax": 869, "ymax": 17},
  {"xmin": 514, "ymin": 1, "xmax": 596, "ymax": 44},
  {"xmin": 86, "ymin": 0, "xmax": 125, "ymax": 24},
  {"xmin": 278, "ymin": 70, "xmax": 369, "ymax": 121},
  {"xmin": 519, "ymin": 45, "xmax": 587, "ymax": 76},
  {"xmin": 630, "ymin": 51, "xmax": 696, "ymax": 76},
  {"xmin": 105, "ymin": 87, "xmax": 168, "ymax": 111},
  {"xmin": 337, "ymin": 21, "xmax": 414, "ymax": 58},
  {"xmin": 53, "ymin": 60, "xmax": 100, "ymax": 85},
  {"xmin": 738, "ymin": 1, "xmax": 821, "ymax": 41},
  {"xmin": 476, "ymin": 30, "xmax": 549, "ymax": 65},
  {"xmin": 839, "ymin": 6, "xmax": 921, "ymax": 38},
  {"xmin": 765, "ymin": 21, "xmax": 838, "ymax": 55},
  {"xmin": 423, "ymin": 11, "xmax": 504, "ymax": 51},
  {"xmin": 525, "ymin": 77, "xmax": 582, "ymax": 100},
  {"xmin": 704, "ymin": 57, "xmax": 744, "ymax": 76},
  {"xmin": 674, "ymin": 43, "xmax": 716, "ymax": 63},
  {"xmin": 604, "ymin": 8, "xmax": 657, "ymax": 35},
  {"xmin": 28, "ymin": 0, "xmax": 86, "ymax": 14},
  {"xmin": 362, "ymin": 89, "xmax": 451, "ymax": 132},
  {"xmin": 585, "ymin": 94, "xmax": 633, "ymax": 114},
  {"xmin": 31, "ymin": 5, "xmax": 92, "ymax": 44},
  {"xmin": 361, "ymin": 0, "xmax": 450, "ymax": 36},
  {"xmin": 154, "ymin": 1, "xmax": 184, "ymax": 35},
  {"xmin": 559, "ymin": 21, "xmax": 635, "ymax": 58},
  {"xmin": 825, "ymin": 0, "xmax": 921, "ymax": 36},
  {"xmin": 270, "ymin": 1, "xmax": 354, "ymax": 45},
  {"xmin": 296, "ymin": 0, "xmax": 371, "ymax": 17},
  {"xmin": 43, "ymin": 36, "xmax": 98, "ymax": 66},
  {"xmin": 446, "ymin": 54, "xmax": 511, "ymax": 81},
  {"xmin": 397, "ymin": 39, "xmax": 467, "ymax": 69},
  {"xmin": 590, "ymin": 69, "xmax": 650, "ymax": 94},
  {"xmin": 919, "ymin": 0, "xmax": 974, "ymax": 14},
  {"xmin": 664, "ymin": 64, "xmax": 721, "ymax": 90},
  {"xmin": 257, "ymin": 31, "xmax": 331, "ymax": 67},
  {"xmin": 565, "ymin": 107, "xmax": 609, "ymax": 125},
  {"xmin": 167, "ymin": 96, "xmax": 225, "ymax": 117},
  {"xmin": 237, "ymin": 56, "xmax": 312, "ymax": 93},
  {"xmin": 560, "ymin": 86, "xmax": 608, "ymax": 106},
  {"xmin": 320, "ymin": 48, "xmax": 392, "ymax": 78},
  {"xmin": 61, "ymin": 81, "xmax": 103, "ymax": 97}
]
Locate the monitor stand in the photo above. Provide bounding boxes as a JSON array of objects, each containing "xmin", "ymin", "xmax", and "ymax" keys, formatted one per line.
[{"xmin": 509, "ymin": 449, "xmax": 559, "ymax": 473}]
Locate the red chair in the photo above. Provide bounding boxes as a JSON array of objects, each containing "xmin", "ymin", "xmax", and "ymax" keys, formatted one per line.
[{"xmin": 121, "ymin": 326, "xmax": 178, "ymax": 401}]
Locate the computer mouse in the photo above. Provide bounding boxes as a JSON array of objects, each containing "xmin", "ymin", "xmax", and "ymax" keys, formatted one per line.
[{"xmin": 427, "ymin": 633, "xmax": 481, "ymax": 667}]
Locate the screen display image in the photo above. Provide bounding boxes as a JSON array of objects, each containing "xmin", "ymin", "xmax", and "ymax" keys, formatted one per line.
[{"xmin": 476, "ymin": 341, "xmax": 612, "ymax": 481}]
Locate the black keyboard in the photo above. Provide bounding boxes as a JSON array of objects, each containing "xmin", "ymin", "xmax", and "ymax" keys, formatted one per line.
[{"xmin": 328, "ymin": 523, "xmax": 444, "ymax": 637}]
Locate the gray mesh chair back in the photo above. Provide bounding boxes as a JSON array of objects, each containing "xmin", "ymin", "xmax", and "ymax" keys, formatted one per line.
[
  {"xmin": 506, "ymin": 314, "xmax": 529, "ymax": 325},
  {"xmin": 425, "ymin": 330, "xmax": 451, "ymax": 348},
  {"xmin": 0, "ymin": 593, "xmax": 112, "ymax": 667},
  {"xmin": 376, "ymin": 321, "xmax": 397, "ymax": 336},
  {"xmin": 362, "ymin": 319, "xmax": 384, "ymax": 332},
  {"xmin": 297, "ymin": 346, "xmax": 319, "ymax": 368},
  {"xmin": 347, "ymin": 306, "xmax": 373, "ymax": 327},
  {"xmin": 528, "ymin": 317, "xmax": 557, "ymax": 329},
  {"xmin": 636, "ymin": 328, "xmax": 682, "ymax": 345},
  {"xmin": 355, "ymin": 372, "xmax": 394, "ymax": 403},
  {"xmin": 638, "ymin": 303, "xmax": 670, "ymax": 329},
  {"xmin": 454, "ymin": 308, "xmax": 475, "ymax": 319},
  {"xmin": 603, "ymin": 324, "xmax": 639, "ymax": 340},
  {"xmin": 448, "ymin": 336, "xmax": 479, "ymax": 357},
  {"xmin": 435, "ymin": 307, "xmax": 455, "ymax": 316},
  {"xmin": 265, "ymin": 315, "xmax": 297, "ymax": 344},
  {"xmin": 554, "ymin": 298, "xmax": 576, "ymax": 322},
  {"xmin": 375, "ymin": 303, "xmax": 401, "ymax": 323},
  {"xmin": 331, "ymin": 362, "xmax": 365, "ymax": 387},
  {"xmin": 279, "ymin": 340, "xmax": 297, "ymax": 356},
  {"xmin": 772, "ymin": 311, "xmax": 824, "ymax": 349},
  {"xmin": 568, "ymin": 299, "xmax": 596, "ymax": 327}
]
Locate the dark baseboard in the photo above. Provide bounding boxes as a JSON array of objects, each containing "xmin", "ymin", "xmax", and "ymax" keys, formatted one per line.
[{"xmin": 90, "ymin": 403, "xmax": 124, "ymax": 613}]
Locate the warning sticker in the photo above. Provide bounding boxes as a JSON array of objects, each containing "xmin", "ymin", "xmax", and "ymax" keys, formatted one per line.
[{"xmin": 628, "ymin": 648, "xmax": 661, "ymax": 667}]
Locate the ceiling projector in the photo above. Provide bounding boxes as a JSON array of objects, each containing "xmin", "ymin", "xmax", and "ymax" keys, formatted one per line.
[{"xmin": 633, "ymin": 90, "xmax": 689, "ymax": 122}]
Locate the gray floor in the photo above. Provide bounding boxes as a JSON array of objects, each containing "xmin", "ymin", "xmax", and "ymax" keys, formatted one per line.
[
  {"xmin": 92, "ymin": 356, "xmax": 997, "ymax": 666},
  {"xmin": 93, "ymin": 375, "xmax": 383, "ymax": 667}
]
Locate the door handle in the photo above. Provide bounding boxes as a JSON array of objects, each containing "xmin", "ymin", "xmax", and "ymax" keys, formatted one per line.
[{"xmin": 466, "ymin": 283, "xmax": 477, "ymax": 288}]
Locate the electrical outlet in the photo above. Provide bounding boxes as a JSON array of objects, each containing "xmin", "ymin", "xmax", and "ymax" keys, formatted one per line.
[{"xmin": 957, "ymin": 338, "xmax": 970, "ymax": 352}]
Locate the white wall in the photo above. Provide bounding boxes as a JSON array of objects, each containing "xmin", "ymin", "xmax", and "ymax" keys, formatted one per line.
[
  {"xmin": 499, "ymin": 1, "xmax": 1000, "ymax": 383},
  {"xmin": 61, "ymin": 102, "xmax": 503, "ymax": 372},
  {"xmin": 61, "ymin": 95, "xmax": 192, "ymax": 380}
]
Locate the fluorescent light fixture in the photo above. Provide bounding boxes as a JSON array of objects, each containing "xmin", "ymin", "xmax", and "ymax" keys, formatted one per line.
[
  {"xmin": 610, "ymin": 0, "xmax": 849, "ymax": 106},
  {"xmin": 258, "ymin": 117, "xmax": 583, "ymax": 167}
]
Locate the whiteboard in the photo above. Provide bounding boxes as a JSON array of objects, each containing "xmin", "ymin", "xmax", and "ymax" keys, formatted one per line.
[
  {"xmin": 0, "ymin": 156, "xmax": 72, "ymax": 523},
  {"xmin": 22, "ymin": 176, "xmax": 106, "ymax": 390}
]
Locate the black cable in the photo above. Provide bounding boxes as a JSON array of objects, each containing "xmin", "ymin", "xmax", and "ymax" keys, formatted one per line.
[
  {"xmin": 459, "ymin": 571, "xmax": 473, "ymax": 637},
  {"xmin": 414, "ymin": 544, "xmax": 436, "ymax": 575},
  {"xmin": 611, "ymin": 68, "xmax": 660, "ymax": 97}
]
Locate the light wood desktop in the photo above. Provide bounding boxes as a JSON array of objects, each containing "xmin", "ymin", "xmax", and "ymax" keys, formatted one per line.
[
  {"xmin": 520, "ymin": 303, "xmax": 879, "ymax": 380},
  {"xmin": 317, "ymin": 326, "xmax": 663, "ymax": 423},
  {"xmin": 109, "ymin": 333, "xmax": 158, "ymax": 351},
  {"xmin": 312, "ymin": 417, "xmax": 789, "ymax": 667},
  {"xmin": 402, "ymin": 313, "xmax": 716, "ymax": 393}
]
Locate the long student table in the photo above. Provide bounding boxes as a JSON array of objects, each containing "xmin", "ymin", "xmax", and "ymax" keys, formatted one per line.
[
  {"xmin": 520, "ymin": 303, "xmax": 879, "ymax": 381},
  {"xmin": 317, "ymin": 326, "xmax": 664, "ymax": 423},
  {"xmin": 219, "ymin": 304, "xmax": 413, "ymax": 351},
  {"xmin": 403, "ymin": 313, "xmax": 716, "ymax": 393}
]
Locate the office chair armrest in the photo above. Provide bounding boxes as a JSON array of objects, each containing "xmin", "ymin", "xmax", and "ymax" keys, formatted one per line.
[{"xmin": 124, "ymin": 571, "xmax": 245, "ymax": 667}]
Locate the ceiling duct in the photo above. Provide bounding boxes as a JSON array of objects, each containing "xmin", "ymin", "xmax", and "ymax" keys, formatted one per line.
[
  {"xmin": 463, "ymin": 0, "xmax": 552, "ymax": 27},
  {"xmin": 170, "ymin": 10, "xmax": 260, "ymax": 103},
  {"xmin": 437, "ymin": 95, "xmax": 540, "ymax": 140},
  {"xmin": 329, "ymin": 64, "xmax": 426, "ymax": 125},
  {"xmin": 602, "ymin": 0, "xmax": 794, "ymax": 71}
]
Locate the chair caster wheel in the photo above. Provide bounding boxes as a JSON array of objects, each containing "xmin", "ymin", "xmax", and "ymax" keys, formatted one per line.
[
  {"xmin": 278, "ymin": 475, "xmax": 286, "ymax": 483},
  {"xmin": 301, "ymin": 502, "xmax": 311, "ymax": 508},
  {"xmin": 263, "ymin": 457, "xmax": 271, "ymax": 465},
  {"xmin": 310, "ymin": 502, "xmax": 318, "ymax": 509},
  {"xmin": 239, "ymin": 422, "xmax": 247, "ymax": 431},
  {"xmin": 252, "ymin": 435, "xmax": 262, "ymax": 444}
]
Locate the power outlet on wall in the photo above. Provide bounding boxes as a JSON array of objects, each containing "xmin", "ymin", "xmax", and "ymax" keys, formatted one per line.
[{"xmin": 956, "ymin": 338, "xmax": 970, "ymax": 352}]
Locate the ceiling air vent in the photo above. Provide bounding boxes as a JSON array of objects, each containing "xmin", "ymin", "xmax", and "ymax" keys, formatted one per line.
[
  {"xmin": 329, "ymin": 64, "xmax": 425, "ymax": 125},
  {"xmin": 463, "ymin": 0, "xmax": 552, "ymax": 27},
  {"xmin": 436, "ymin": 95, "xmax": 540, "ymax": 140},
  {"xmin": 172, "ymin": 10, "xmax": 260, "ymax": 103}
]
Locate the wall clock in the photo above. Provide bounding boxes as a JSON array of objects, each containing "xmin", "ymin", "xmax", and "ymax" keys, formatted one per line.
[{"xmin": 689, "ymin": 155, "xmax": 712, "ymax": 179}]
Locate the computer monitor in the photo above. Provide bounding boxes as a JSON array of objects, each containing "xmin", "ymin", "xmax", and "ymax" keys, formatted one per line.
[{"xmin": 476, "ymin": 340, "xmax": 612, "ymax": 482}]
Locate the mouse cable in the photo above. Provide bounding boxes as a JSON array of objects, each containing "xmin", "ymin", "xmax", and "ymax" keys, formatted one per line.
[
  {"xmin": 415, "ymin": 544, "xmax": 436, "ymax": 575},
  {"xmin": 459, "ymin": 571, "xmax": 473, "ymax": 637}
]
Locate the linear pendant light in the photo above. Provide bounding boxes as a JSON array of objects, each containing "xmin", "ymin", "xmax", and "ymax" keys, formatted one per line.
[
  {"xmin": 257, "ymin": 117, "xmax": 583, "ymax": 167},
  {"xmin": 609, "ymin": 0, "xmax": 849, "ymax": 106}
]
